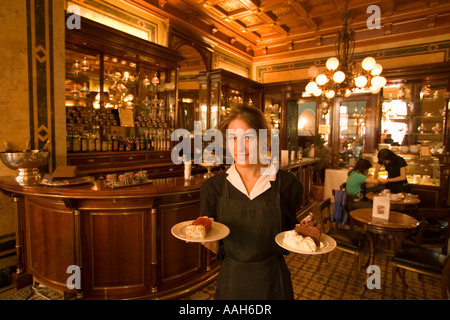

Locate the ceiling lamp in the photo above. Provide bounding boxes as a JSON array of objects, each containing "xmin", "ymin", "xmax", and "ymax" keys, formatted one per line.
[{"xmin": 305, "ymin": 0, "xmax": 386, "ymax": 115}]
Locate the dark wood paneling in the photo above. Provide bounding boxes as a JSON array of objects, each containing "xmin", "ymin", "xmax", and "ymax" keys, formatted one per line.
[
  {"xmin": 409, "ymin": 185, "xmax": 442, "ymax": 208},
  {"xmin": 90, "ymin": 211, "xmax": 145, "ymax": 287},
  {"xmin": 26, "ymin": 197, "xmax": 75, "ymax": 289},
  {"xmin": 158, "ymin": 200, "xmax": 202, "ymax": 287}
]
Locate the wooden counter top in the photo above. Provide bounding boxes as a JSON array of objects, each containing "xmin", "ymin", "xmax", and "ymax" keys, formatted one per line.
[{"xmin": 0, "ymin": 173, "xmax": 209, "ymax": 199}]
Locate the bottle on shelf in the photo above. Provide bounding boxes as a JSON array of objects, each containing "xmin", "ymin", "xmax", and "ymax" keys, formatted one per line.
[
  {"xmin": 112, "ymin": 131, "xmax": 119, "ymax": 151},
  {"xmin": 72, "ymin": 131, "xmax": 81, "ymax": 152},
  {"xmin": 118, "ymin": 136, "xmax": 124, "ymax": 151},
  {"xmin": 88, "ymin": 131, "xmax": 95, "ymax": 152},
  {"xmin": 107, "ymin": 134, "xmax": 113, "ymax": 152},
  {"xmin": 67, "ymin": 129, "xmax": 73, "ymax": 152},
  {"xmin": 95, "ymin": 131, "xmax": 101, "ymax": 151},
  {"xmin": 81, "ymin": 131, "xmax": 88, "ymax": 152},
  {"xmin": 147, "ymin": 133, "xmax": 153, "ymax": 151},
  {"xmin": 101, "ymin": 133, "xmax": 108, "ymax": 152}
]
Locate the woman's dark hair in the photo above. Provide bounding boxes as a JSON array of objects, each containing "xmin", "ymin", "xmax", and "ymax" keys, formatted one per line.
[
  {"xmin": 377, "ymin": 148, "xmax": 397, "ymax": 163},
  {"xmin": 348, "ymin": 158, "xmax": 372, "ymax": 176}
]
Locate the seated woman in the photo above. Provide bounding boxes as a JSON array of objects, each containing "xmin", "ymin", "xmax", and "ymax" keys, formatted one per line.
[{"xmin": 346, "ymin": 158, "xmax": 384, "ymax": 209}]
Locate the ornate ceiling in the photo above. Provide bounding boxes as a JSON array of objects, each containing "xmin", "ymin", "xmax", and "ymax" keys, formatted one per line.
[{"xmin": 126, "ymin": 0, "xmax": 450, "ymax": 62}]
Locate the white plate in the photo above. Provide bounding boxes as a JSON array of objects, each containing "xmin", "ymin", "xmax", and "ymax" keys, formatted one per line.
[
  {"xmin": 171, "ymin": 220, "xmax": 230, "ymax": 243},
  {"xmin": 275, "ymin": 232, "xmax": 336, "ymax": 255}
]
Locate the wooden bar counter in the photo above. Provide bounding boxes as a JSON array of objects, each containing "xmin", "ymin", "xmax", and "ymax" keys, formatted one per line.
[{"xmin": 0, "ymin": 173, "xmax": 218, "ymax": 300}]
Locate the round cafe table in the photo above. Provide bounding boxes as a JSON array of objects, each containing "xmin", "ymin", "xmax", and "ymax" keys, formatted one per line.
[
  {"xmin": 350, "ymin": 208, "xmax": 418, "ymax": 293},
  {"xmin": 365, "ymin": 192, "xmax": 420, "ymax": 215}
]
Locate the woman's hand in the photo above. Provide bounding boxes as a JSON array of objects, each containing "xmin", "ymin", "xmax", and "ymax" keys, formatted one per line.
[{"xmin": 202, "ymin": 241, "xmax": 219, "ymax": 254}]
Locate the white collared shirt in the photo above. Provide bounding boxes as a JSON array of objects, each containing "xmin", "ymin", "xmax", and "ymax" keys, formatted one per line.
[{"xmin": 226, "ymin": 164, "xmax": 277, "ymax": 200}]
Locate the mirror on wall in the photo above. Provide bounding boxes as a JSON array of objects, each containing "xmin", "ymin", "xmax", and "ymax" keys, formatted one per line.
[{"xmin": 297, "ymin": 101, "xmax": 316, "ymax": 137}]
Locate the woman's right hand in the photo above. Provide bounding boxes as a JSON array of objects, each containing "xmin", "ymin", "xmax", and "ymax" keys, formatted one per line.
[{"xmin": 202, "ymin": 241, "xmax": 219, "ymax": 254}]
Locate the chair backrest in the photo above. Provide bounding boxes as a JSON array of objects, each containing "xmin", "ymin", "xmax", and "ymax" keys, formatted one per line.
[
  {"xmin": 319, "ymin": 198, "xmax": 333, "ymax": 234},
  {"xmin": 333, "ymin": 183, "xmax": 354, "ymax": 213},
  {"xmin": 414, "ymin": 208, "xmax": 450, "ymax": 247}
]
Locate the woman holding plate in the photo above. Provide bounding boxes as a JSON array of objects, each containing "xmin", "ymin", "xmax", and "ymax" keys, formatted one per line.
[{"xmin": 199, "ymin": 105, "xmax": 303, "ymax": 300}]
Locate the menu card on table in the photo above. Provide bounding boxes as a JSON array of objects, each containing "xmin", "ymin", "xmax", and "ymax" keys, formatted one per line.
[{"xmin": 372, "ymin": 196, "xmax": 390, "ymax": 220}]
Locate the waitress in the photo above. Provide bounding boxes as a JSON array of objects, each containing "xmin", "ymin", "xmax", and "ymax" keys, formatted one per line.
[
  {"xmin": 199, "ymin": 105, "xmax": 303, "ymax": 300},
  {"xmin": 374, "ymin": 148, "xmax": 408, "ymax": 193}
]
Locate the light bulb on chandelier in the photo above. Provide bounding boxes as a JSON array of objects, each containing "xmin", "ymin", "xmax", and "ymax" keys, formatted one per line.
[{"xmin": 303, "ymin": 0, "xmax": 386, "ymax": 115}]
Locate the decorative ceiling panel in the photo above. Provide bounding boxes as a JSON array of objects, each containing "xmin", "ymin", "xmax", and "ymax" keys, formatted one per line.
[
  {"xmin": 124, "ymin": 0, "xmax": 450, "ymax": 60},
  {"xmin": 217, "ymin": 0, "xmax": 246, "ymax": 12}
]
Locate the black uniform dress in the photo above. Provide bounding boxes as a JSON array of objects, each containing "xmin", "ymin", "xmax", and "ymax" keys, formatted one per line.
[
  {"xmin": 200, "ymin": 169, "xmax": 303, "ymax": 300},
  {"xmin": 378, "ymin": 155, "xmax": 408, "ymax": 193}
]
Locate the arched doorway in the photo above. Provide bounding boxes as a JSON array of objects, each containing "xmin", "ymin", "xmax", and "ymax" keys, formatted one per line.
[{"xmin": 177, "ymin": 44, "xmax": 207, "ymax": 132}]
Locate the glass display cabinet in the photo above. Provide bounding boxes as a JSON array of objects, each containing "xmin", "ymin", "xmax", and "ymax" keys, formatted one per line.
[
  {"xmin": 65, "ymin": 20, "xmax": 182, "ymax": 153},
  {"xmin": 197, "ymin": 69, "xmax": 264, "ymax": 131},
  {"xmin": 65, "ymin": 15, "xmax": 185, "ymax": 176},
  {"xmin": 403, "ymin": 155, "xmax": 440, "ymax": 187},
  {"xmin": 367, "ymin": 152, "xmax": 444, "ymax": 207},
  {"xmin": 381, "ymin": 81, "xmax": 448, "ymax": 151}
]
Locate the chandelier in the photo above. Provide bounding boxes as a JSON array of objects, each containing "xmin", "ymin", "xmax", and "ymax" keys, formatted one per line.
[{"xmin": 305, "ymin": 0, "xmax": 387, "ymax": 114}]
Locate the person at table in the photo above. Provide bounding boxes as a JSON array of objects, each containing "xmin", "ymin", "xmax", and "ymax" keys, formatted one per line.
[
  {"xmin": 199, "ymin": 105, "xmax": 303, "ymax": 300},
  {"xmin": 346, "ymin": 158, "xmax": 384, "ymax": 209},
  {"xmin": 374, "ymin": 148, "xmax": 408, "ymax": 193}
]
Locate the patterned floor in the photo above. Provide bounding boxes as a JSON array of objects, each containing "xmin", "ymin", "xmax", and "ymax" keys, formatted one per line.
[{"xmin": 184, "ymin": 247, "xmax": 443, "ymax": 300}]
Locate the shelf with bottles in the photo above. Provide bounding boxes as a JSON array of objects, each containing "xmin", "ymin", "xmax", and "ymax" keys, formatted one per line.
[
  {"xmin": 66, "ymin": 123, "xmax": 172, "ymax": 154},
  {"xmin": 64, "ymin": 15, "xmax": 184, "ymax": 160},
  {"xmin": 65, "ymin": 54, "xmax": 177, "ymax": 155}
]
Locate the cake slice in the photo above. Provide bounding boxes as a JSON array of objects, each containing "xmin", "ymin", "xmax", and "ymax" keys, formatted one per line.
[
  {"xmin": 185, "ymin": 216, "xmax": 214, "ymax": 240},
  {"xmin": 294, "ymin": 213, "xmax": 321, "ymax": 246}
]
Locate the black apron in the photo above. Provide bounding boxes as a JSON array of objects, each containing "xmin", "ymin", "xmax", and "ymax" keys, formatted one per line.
[{"xmin": 214, "ymin": 173, "xmax": 294, "ymax": 300}]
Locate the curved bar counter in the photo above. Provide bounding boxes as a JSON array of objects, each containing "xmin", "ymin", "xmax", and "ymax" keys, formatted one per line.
[
  {"xmin": 0, "ymin": 158, "xmax": 317, "ymax": 300},
  {"xmin": 0, "ymin": 173, "xmax": 217, "ymax": 300}
]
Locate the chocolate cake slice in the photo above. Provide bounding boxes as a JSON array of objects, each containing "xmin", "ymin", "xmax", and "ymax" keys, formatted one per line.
[{"xmin": 294, "ymin": 213, "xmax": 321, "ymax": 246}]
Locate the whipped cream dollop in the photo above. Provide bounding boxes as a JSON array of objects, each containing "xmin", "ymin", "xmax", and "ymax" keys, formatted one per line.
[{"xmin": 283, "ymin": 230, "xmax": 317, "ymax": 252}]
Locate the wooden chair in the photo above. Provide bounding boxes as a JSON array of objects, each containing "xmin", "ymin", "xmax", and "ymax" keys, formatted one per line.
[
  {"xmin": 391, "ymin": 243, "xmax": 450, "ymax": 299},
  {"xmin": 392, "ymin": 206, "xmax": 450, "ymax": 299},
  {"xmin": 318, "ymin": 198, "xmax": 368, "ymax": 283},
  {"xmin": 403, "ymin": 208, "xmax": 450, "ymax": 255}
]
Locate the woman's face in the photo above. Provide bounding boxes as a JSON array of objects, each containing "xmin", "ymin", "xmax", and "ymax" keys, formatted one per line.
[
  {"xmin": 382, "ymin": 159, "xmax": 391, "ymax": 165},
  {"xmin": 227, "ymin": 118, "xmax": 258, "ymax": 166}
]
